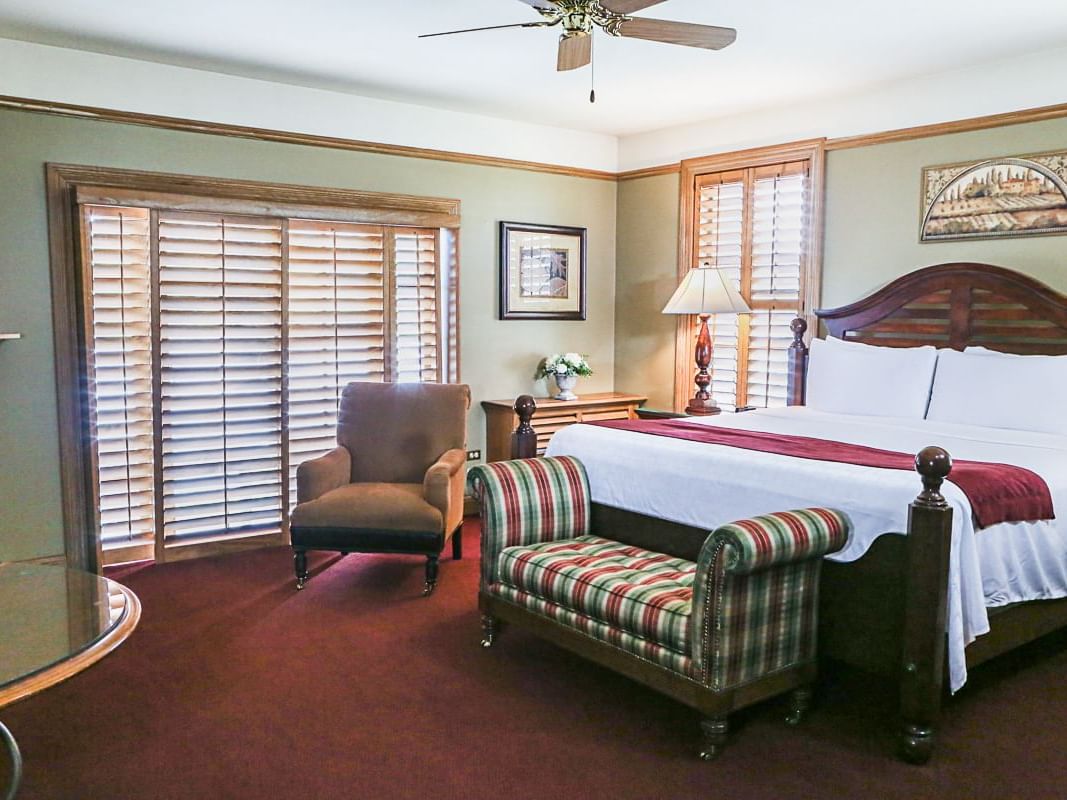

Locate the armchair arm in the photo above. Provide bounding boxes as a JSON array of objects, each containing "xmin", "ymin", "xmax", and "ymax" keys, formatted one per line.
[
  {"xmin": 690, "ymin": 508, "xmax": 850, "ymax": 689},
  {"xmin": 467, "ymin": 456, "xmax": 591, "ymax": 588},
  {"xmin": 295, "ymin": 446, "xmax": 352, "ymax": 505},
  {"xmin": 424, "ymin": 448, "xmax": 467, "ymax": 535}
]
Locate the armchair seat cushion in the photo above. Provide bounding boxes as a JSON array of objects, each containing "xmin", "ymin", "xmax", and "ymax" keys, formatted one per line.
[
  {"xmin": 291, "ymin": 482, "xmax": 443, "ymax": 533},
  {"xmin": 493, "ymin": 535, "xmax": 697, "ymax": 656}
]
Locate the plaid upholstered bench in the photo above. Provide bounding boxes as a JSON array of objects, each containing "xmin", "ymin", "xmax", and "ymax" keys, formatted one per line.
[{"xmin": 467, "ymin": 456, "xmax": 850, "ymax": 760}]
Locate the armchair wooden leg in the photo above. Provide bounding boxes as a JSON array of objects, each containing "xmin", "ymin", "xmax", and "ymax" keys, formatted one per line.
[
  {"xmin": 423, "ymin": 555, "xmax": 439, "ymax": 596},
  {"xmin": 785, "ymin": 685, "xmax": 814, "ymax": 726},
  {"xmin": 294, "ymin": 549, "xmax": 309, "ymax": 590},
  {"xmin": 451, "ymin": 527, "xmax": 463, "ymax": 560},
  {"xmin": 699, "ymin": 717, "xmax": 729, "ymax": 761}
]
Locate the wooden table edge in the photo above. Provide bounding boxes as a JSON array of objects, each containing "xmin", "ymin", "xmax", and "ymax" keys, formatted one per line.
[{"xmin": 0, "ymin": 583, "xmax": 142, "ymax": 709}]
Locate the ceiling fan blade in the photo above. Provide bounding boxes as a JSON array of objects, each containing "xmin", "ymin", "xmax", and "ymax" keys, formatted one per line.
[
  {"xmin": 616, "ymin": 18, "xmax": 737, "ymax": 50},
  {"xmin": 515, "ymin": 0, "xmax": 557, "ymax": 8},
  {"xmin": 599, "ymin": 0, "xmax": 668, "ymax": 13},
  {"xmin": 557, "ymin": 33, "xmax": 592, "ymax": 71},
  {"xmin": 419, "ymin": 21, "xmax": 547, "ymax": 38}
]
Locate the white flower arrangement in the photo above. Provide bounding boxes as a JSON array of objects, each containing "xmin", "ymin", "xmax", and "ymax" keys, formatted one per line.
[{"xmin": 535, "ymin": 352, "xmax": 594, "ymax": 379}]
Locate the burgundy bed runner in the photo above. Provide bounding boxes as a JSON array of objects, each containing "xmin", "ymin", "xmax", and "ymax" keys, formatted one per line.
[{"xmin": 588, "ymin": 419, "xmax": 1054, "ymax": 529}]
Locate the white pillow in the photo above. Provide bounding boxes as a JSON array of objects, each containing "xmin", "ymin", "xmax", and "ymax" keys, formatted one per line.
[
  {"xmin": 926, "ymin": 348, "xmax": 1067, "ymax": 434},
  {"xmin": 806, "ymin": 337, "xmax": 939, "ymax": 419}
]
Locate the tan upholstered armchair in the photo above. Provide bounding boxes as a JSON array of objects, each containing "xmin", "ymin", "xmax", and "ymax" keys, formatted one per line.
[{"xmin": 289, "ymin": 381, "xmax": 471, "ymax": 595}]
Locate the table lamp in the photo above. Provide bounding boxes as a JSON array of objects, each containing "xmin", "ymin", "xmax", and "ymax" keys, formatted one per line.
[{"xmin": 662, "ymin": 265, "xmax": 751, "ymax": 415}]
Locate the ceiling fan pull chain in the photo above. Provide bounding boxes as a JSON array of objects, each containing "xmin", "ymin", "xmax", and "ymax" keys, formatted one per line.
[{"xmin": 589, "ymin": 31, "xmax": 596, "ymax": 103}]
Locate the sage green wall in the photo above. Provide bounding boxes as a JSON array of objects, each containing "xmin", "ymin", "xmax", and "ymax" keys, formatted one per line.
[
  {"xmin": 0, "ymin": 107, "xmax": 616, "ymax": 562},
  {"xmin": 615, "ymin": 116, "xmax": 1067, "ymax": 413},
  {"xmin": 822, "ymin": 115, "xmax": 1067, "ymax": 306},
  {"xmin": 614, "ymin": 172, "xmax": 680, "ymax": 410}
]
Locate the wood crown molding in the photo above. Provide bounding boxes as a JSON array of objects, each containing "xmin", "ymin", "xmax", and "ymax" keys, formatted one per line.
[
  {"xmin": 6, "ymin": 94, "xmax": 1067, "ymax": 183},
  {"xmin": 619, "ymin": 100, "xmax": 1067, "ymax": 178},
  {"xmin": 0, "ymin": 95, "xmax": 617, "ymax": 182}
]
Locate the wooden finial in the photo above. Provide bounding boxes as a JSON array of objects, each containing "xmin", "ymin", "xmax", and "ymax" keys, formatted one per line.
[
  {"xmin": 790, "ymin": 317, "xmax": 808, "ymax": 348},
  {"xmin": 511, "ymin": 395, "xmax": 538, "ymax": 459},
  {"xmin": 914, "ymin": 446, "xmax": 952, "ymax": 507},
  {"xmin": 514, "ymin": 395, "xmax": 536, "ymax": 434}
]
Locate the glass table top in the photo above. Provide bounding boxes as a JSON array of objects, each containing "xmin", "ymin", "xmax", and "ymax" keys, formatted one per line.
[{"xmin": 0, "ymin": 563, "xmax": 134, "ymax": 698}]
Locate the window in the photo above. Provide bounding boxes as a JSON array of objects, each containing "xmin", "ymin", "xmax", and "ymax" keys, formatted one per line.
[
  {"xmin": 676, "ymin": 141, "xmax": 824, "ymax": 412},
  {"xmin": 68, "ymin": 171, "xmax": 459, "ymax": 567}
]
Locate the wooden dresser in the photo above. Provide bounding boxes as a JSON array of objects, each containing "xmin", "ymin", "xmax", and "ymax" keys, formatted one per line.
[{"xmin": 481, "ymin": 392, "xmax": 647, "ymax": 462}]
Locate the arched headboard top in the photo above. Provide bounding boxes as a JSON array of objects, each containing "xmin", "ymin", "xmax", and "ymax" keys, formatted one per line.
[{"xmin": 815, "ymin": 262, "xmax": 1067, "ymax": 355}]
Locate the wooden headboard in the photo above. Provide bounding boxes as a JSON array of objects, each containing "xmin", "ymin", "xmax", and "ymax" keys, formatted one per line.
[{"xmin": 786, "ymin": 262, "xmax": 1067, "ymax": 404}]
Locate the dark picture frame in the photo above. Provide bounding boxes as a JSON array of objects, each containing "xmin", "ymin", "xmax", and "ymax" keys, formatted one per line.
[{"xmin": 499, "ymin": 221, "xmax": 587, "ymax": 320}]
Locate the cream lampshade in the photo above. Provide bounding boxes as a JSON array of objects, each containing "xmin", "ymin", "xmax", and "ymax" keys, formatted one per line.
[{"xmin": 662, "ymin": 266, "xmax": 752, "ymax": 415}]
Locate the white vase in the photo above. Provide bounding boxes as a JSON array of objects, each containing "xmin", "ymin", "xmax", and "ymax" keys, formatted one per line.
[{"xmin": 553, "ymin": 373, "xmax": 579, "ymax": 401}]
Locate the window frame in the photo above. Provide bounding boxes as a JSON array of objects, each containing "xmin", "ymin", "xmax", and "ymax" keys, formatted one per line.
[
  {"xmin": 674, "ymin": 140, "xmax": 826, "ymax": 413},
  {"xmin": 46, "ymin": 164, "xmax": 461, "ymax": 572}
]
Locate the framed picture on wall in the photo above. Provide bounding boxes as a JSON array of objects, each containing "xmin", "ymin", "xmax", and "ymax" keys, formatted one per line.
[
  {"xmin": 920, "ymin": 150, "xmax": 1067, "ymax": 242},
  {"xmin": 499, "ymin": 221, "xmax": 587, "ymax": 320}
]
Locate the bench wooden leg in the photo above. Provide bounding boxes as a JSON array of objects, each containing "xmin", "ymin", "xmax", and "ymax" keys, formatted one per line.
[
  {"xmin": 480, "ymin": 615, "xmax": 497, "ymax": 648},
  {"xmin": 699, "ymin": 716, "xmax": 729, "ymax": 761},
  {"xmin": 451, "ymin": 527, "xmax": 463, "ymax": 560},
  {"xmin": 785, "ymin": 685, "xmax": 814, "ymax": 726}
]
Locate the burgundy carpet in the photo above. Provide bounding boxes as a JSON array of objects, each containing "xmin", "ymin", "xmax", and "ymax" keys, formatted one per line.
[{"xmin": 3, "ymin": 519, "xmax": 1066, "ymax": 799}]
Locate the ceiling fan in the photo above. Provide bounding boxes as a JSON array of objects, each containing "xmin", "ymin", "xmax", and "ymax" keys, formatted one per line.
[{"xmin": 420, "ymin": 1, "xmax": 736, "ymax": 99}]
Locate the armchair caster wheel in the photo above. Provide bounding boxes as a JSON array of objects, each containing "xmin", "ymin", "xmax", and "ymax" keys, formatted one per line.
[
  {"xmin": 296, "ymin": 579, "xmax": 306, "ymax": 591},
  {"xmin": 698, "ymin": 747, "xmax": 722, "ymax": 762},
  {"xmin": 480, "ymin": 637, "xmax": 493, "ymax": 648},
  {"xmin": 422, "ymin": 581, "xmax": 437, "ymax": 597}
]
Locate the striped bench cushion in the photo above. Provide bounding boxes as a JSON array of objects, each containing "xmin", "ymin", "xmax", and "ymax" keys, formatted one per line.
[{"xmin": 494, "ymin": 535, "xmax": 696, "ymax": 656}]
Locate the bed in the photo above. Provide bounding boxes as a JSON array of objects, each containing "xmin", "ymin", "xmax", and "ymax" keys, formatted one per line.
[{"xmin": 518, "ymin": 262, "xmax": 1067, "ymax": 763}]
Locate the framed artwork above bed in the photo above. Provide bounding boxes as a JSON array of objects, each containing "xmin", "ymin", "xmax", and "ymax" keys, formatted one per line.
[{"xmin": 920, "ymin": 149, "xmax": 1067, "ymax": 242}]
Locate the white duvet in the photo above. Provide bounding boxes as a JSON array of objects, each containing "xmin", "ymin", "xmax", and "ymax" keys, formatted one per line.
[{"xmin": 545, "ymin": 407, "xmax": 1067, "ymax": 691}]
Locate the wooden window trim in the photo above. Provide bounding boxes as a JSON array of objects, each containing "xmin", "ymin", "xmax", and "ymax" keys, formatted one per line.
[
  {"xmin": 46, "ymin": 163, "xmax": 461, "ymax": 572},
  {"xmin": 673, "ymin": 139, "xmax": 826, "ymax": 412}
]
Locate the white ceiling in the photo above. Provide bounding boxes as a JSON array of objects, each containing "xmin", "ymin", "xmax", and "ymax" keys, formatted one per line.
[{"xmin": 1, "ymin": 0, "xmax": 1066, "ymax": 137}]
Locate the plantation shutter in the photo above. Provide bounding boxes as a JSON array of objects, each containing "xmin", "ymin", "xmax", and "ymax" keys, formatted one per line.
[
  {"xmin": 393, "ymin": 229, "xmax": 440, "ymax": 383},
  {"xmin": 83, "ymin": 205, "xmax": 156, "ymax": 564},
  {"xmin": 286, "ymin": 220, "xmax": 387, "ymax": 503},
  {"xmin": 694, "ymin": 171, "xmax": 745, "ymax": 411},
  {"xmin": 157, "ymin": 212, "xmax": 285, "ymax": 553},
  {"xmin": 691, "ymin": 160, "xmax": 810, "ymax": 410},
  {"xmin": 746, "ymin": 162, "xmax": 808, "ymax": 408},
  {"xmin": 79, "ymin": 197, "xmax": 457, "ymax": 567}
]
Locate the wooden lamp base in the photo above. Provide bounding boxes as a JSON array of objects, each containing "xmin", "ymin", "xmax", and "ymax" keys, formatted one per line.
[{"xmin": 686, "ymin": 314, "xmax": 721, "ymax": 416}]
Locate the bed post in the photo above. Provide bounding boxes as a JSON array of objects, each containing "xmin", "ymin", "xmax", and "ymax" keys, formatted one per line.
[
  {"xmin": 899, "ymin": 445, "xmax": 953, "ymax": 764},
  {"xmin": 511, "ymin": 395, "xmax": 538, "ymax": 459},
  {"xmin": 787, "ymin": 318, "xmax": 809, "ymax": 406}
]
